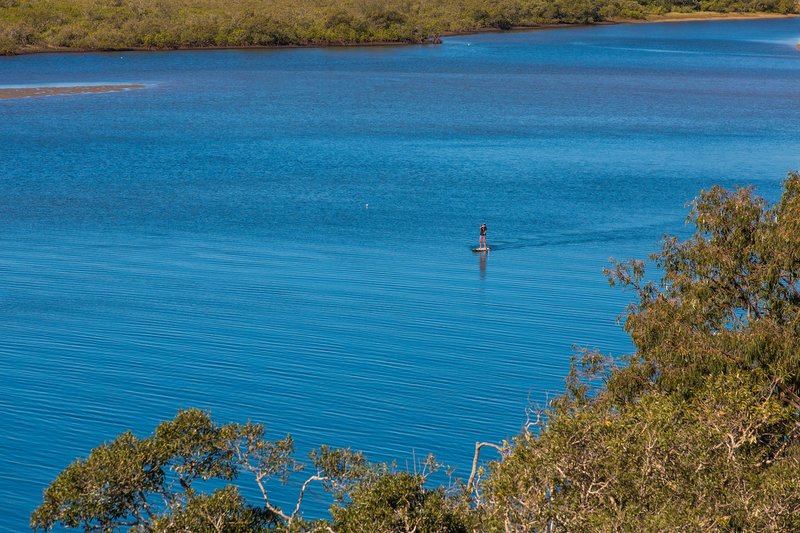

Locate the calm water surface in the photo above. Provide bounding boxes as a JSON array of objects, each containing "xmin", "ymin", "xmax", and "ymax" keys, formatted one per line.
[{"xmin": 1, "ymin": 18, "xmax": 799, "ymax": 530}]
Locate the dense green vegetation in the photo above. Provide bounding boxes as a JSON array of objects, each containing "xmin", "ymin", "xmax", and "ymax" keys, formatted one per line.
[
  {"xmin": 32, "ymin": 174, "xmax": 800, "ymax": 531},
  {"xmin": 0, "ymin": 0, "xmax": 796, "ymax": 55},
  {"xmin": 483, "ymin": 174, "xmax": 800, "ymax": 530}
]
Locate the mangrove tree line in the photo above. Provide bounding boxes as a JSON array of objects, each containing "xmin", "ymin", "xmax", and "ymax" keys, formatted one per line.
[{"xmin": 1, "ymin": 0, "xmax": 797, "ymax": 54}]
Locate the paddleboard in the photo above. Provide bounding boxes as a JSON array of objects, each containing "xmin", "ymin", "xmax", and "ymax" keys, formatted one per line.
[{"xmin": 472, "ymin": 247, "xmax": 490, "ymax": 252}]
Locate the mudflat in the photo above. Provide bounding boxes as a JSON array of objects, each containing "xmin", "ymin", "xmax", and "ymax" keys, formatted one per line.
[{"xmin": 0, "ymin": 84, "xmax": 145, "ymax": 100}]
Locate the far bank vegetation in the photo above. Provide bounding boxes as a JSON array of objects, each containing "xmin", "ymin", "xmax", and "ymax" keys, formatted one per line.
[{"xmin": 0, "ymin": 0, "xmax": 797, "ymax": 54}]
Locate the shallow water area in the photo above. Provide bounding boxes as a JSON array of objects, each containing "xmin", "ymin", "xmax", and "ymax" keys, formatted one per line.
[
  {"xmin": 1, "ymin": 18, "xmax": 799, "ymax": 530},
  {"xmin": 0, "ymin": 82, "xmax": 146, "ymax": 99}
]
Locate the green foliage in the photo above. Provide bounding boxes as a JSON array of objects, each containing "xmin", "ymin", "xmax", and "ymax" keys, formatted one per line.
[
  {"xmin": 1, "ymin": 0, "xmax": 793, "ymax": 54},
  {"xmin": 310, "ymin": 448, "xmax": 475, "ymax": 532},
  {"xmin": 484, "ymin": 363, "xmax": 800, "ymax": 530},
  {"xmin": 30, "ymin": 409, "xmax": 286, "ymax": 532},
  {"xmin": 331, "ymin": 472, "xmax": 473, "ymax": 532},
  {"xmin": 482, "ymin": 173, "xmax": 800, "ymax": 531},
  {"xmin": 610, "ymin": 173, "xmax": 800, "ymax": 401},
  {"xmin": 152, "ymin": 486, "xmax": 275, "ymax": 532},
  {"xmin": 0, "ymin": 28, "xmax": 16, "ymax": 53},
  {"xmin": 31, "ymin": 410, "xmax": 471, "ymax": 532}
]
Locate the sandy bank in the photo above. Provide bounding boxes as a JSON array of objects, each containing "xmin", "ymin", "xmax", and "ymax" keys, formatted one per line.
[
  {"xmin": 616, "ymin": 11, "xmax": 799, "ymax": 23},
  {"xmin": 0, "ymin": 84, "xmax": 146, "ymax": 100}
]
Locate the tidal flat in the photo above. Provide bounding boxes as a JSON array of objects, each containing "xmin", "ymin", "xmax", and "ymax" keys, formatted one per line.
[{"xmin": 0, "ymin": 83, "xmax": 145, "ymax": 99}]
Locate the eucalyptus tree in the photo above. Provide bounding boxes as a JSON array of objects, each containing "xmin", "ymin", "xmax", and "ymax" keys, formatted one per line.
[
  {"xmin": 30, "ymin": 409, "xmax": 294, "ymax": 531},
  {"xmin": 482, "ymin": 173, "xmax": 800, "ymax": 531},
  {"xmin": 30, "ymin": 409, "xmax": 472, "ymax": 532}
]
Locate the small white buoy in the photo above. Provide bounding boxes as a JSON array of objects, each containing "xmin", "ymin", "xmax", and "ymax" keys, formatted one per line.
[{"xmin": 365, "ymin": 203, "xmax": 369, "ymax": 209}]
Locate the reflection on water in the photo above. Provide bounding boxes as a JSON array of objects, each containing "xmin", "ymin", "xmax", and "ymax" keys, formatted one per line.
[
  {"xmin": 1, "ymin": 17, "xmax": 799, "ymax": 531},
  {"xmin": 478, "ymin": 249, "xmax": 488, "ymax": 280}
]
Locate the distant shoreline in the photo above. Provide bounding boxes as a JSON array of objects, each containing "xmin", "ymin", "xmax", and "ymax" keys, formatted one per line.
[
  {"xmin": 442, "ymin": 12, "xmax": 799, "ymax": 37},
  {"xmin": 629, "ymin": 11, "xmax": 798, "ymax": 22},
  {"xmin": 5, "ymin": 12, "xmax": 798, "ymax": 57}
]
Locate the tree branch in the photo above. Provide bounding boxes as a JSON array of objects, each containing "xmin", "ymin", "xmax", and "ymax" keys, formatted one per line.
[
  {"xmin": 289, "ymin": 474, "xmax": 326, "ymax": 523},
  {"xmin": 467, "ymin": 441, "xmax": 504, "ymax": 497}
]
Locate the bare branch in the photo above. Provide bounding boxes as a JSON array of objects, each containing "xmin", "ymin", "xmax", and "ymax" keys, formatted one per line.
[
  {"xmin": 289, "ymin": 474, "xmax": 327, "ymax": 523},
  {"xmin": 467, "ymin": 441, "xmax": 504, "ymax": 498}
]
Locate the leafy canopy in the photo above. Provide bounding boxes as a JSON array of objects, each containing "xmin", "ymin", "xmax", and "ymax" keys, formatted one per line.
[
  {"xmin": 484, "ymin": 172, "xmax": 800, "ymax": 531},
  {"xmin": 31, "ymin": 410, "xmax": 471, "ymax": 532}
]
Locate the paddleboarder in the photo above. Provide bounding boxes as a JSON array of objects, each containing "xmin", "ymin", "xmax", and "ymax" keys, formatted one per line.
[{"xmin": 479, "ymin": 223, "xmax": 487, "ymax": 249}]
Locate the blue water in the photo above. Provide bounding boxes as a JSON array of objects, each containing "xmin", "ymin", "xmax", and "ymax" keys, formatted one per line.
[{"xmin": 1, "ymin": 18, "xmax": 799, "ymax": 530}]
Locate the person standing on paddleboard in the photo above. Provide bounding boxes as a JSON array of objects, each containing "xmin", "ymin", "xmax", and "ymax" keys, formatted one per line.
[{"xmin": 479, "ymin": 223, "xmax": 487, "ymax": 249}]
